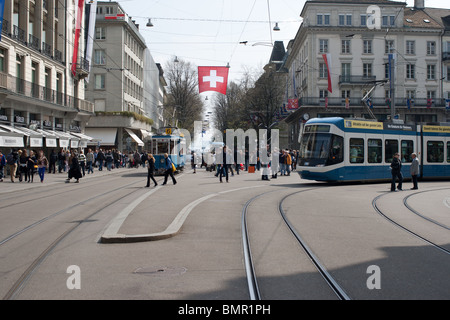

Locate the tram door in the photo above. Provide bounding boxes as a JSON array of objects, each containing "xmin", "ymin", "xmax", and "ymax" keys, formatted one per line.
[{"xmin": 346, "ymin": 133, "xmax": 367, "ymax": 180}]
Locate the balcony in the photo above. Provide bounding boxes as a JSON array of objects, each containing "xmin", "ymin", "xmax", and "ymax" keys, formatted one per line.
[
  {"xmin": 42, "ymin": 42, "xmax": 52, "ymax": 57},
  {"xmin": 339, "ymin": 75, "xmax": 377, "ymax": 85},
  {"xmin": 73, "ymin": 57, "xmax": 90, "ymax": 79},
  {"xmin": 297, "ymin": 96, "xmax": 448, "ymax": 108},
  {"xmin": 29, "ymin": 34, "xmax": 40, "ymax": 52},
  {"xmin": 12, "ymin": 25, "xmax": 26, "ymax": 45},
  {"xmin": 0, "ymin": 72, "xmax": 94, "ymax": 114}
]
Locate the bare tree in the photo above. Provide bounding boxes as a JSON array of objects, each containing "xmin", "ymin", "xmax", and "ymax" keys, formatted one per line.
[
  {"xmin": 212, "ymin": 81, "xmax": 247, "ymax": 133},
  {"xmin": 241, "ymin": 64, "xmax": 286, "ymax": 131},
  {"xmin": 164, "ymin": 58, "xmax": 204, "ymax": 133}
]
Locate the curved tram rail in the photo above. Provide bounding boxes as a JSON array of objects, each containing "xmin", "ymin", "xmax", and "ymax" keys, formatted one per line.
[
  {"xmin": 372, "ymin": 190, "xmax": 450, "ymax": 256},
  {"xmin": 241, "ymin": 189, "xmax": 351, "ymax": 300}
]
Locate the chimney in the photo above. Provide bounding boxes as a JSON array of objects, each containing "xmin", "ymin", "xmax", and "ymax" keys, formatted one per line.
[{"xmin": 414, "ymin": 0, "xmax": 425, "ymax": 9}]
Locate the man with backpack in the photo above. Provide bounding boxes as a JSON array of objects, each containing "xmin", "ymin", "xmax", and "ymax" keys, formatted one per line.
[{"xmin": 6, "ymin": 149, "xmax": 19, "ymax": 182}]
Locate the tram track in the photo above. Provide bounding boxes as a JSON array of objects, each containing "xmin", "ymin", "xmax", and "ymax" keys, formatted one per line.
[
  {"xmin": 372, "ymin": 190, "xmax": 450, "ymax": 256},
  {"xmin": 1, "ymin": 176, "xmax": 167, "ymax": 300},
  {"xmin": 0, "ymin": 177, "xmax": 157, "ymax": 247},
  {"xmin": 0, "ymin": 171, "xmax": 132, "ymax": 209},
  {"xmin": 241, "ymin": 188, "xmax": 351, "ymax": 300},
  {"xmin": 403, "ymin": 188, "xmax": 450, "ymax": 231}
]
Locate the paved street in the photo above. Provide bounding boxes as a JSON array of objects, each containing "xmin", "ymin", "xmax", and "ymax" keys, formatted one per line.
[{"xmin": 0, "ymin": 166, "xmax": 449, "ymax": 301}]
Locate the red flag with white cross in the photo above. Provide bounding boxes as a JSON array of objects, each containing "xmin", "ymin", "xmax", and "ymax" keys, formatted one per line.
[{"xmin": 198, "ymin": 66, "xmax": 229, "ymax": 95}]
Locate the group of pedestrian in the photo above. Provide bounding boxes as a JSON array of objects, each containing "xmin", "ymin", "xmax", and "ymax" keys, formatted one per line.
[
  {"xmin": 145, "ymin": 153, "xmax": 176, "ymax": 187},
  {"xmin": 0, "ymin": 148, "xmax": 48, "ymax": 183},
  {"xmin": 390, "ymin": 152, "xmax": 420, "ymax": 191}
]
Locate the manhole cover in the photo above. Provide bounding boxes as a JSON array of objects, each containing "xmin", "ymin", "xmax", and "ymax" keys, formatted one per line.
[{"xmin": 133, "ymin": 266, "xmax": 187, "ymax": 277}]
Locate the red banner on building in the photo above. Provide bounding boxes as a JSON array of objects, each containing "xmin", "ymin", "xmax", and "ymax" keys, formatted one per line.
[{"xmin": 72, "ymin": 0, "xmax": 85, "ymax": 78}]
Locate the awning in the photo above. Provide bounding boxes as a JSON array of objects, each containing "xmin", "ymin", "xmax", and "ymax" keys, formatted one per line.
[
  {"xmin": 0, "ymin": 133, "xmax": 24, "ymax": 147},
  {"xmin": 140, "ymin": 129, "xmax": 152, "ymax": 140},
  {"xmin": 0, "ymin": 124, "xmax": 27, "ymax": 135},
  {"xmin": 41, "ymin": 130, "xmax": 72, "ymax": 148},
  {"xmin": 0, "ymin": 125, "xmax": 42, "ymax": 147},
  {"xmin": 70, "ymin": 132, "xmax": 93, "ymax": 149},
  {"xmin": 85, "ymin": 128, "xmax": 118, "ymax": 146},
  {"xmin": 70, "ymin": 132, "xmax": 94, "ymax": 141},
  {"xmin": 125, "ymin": 128, "xmax": 144, "ymax": 147},
  {"xmin": 37, "ymin": 129, "xmax": 58, "ymax": 148}
]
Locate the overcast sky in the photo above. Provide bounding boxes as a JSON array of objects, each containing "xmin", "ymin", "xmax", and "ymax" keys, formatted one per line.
[{"xmin": 118, "ymin": 0, "xmax": 450, "ymax": 84}]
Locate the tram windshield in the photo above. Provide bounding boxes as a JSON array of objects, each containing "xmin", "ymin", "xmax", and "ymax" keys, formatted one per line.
[{"xmin": 299, "ymin": 132, "xmax": 344, "ymax": 166}]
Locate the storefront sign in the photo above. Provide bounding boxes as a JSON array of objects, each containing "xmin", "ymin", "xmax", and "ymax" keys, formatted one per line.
[{"xmin": 30, "ymin": 137, "xmax": 43, "ymax": 147}]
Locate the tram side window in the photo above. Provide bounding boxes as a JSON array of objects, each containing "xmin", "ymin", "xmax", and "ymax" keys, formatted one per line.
[
  {"xmin": 401, "ymin": 140, "xmax": 414, "ymax": 163},
  {"xmin": 350, "ymin": 138, "xmax": 364, "ymax": 163},
  {"xmin": 448, "ymin": 142, "xmax": 450, "ymax": 163},
  {"xmin": 328, "ymin": 135, "xmax": 344, "ymax": 165},
  {"xmin": 427, "ymin": 141, "xmax": 444, "ymax": 163},
  {"xmin": 151, "ymin": 140, "xmax": 157, "ymax": 155},
  {"xmin": 385, "ymin": 140, "xmax": 398, "ymax": 163},
  {"xmin": 368, "ymin": 139, "xmax": 382, "ymax": 163},
  {"xmin": 158, "ymin": 142, "xmax": 169, "ymax": 154}
]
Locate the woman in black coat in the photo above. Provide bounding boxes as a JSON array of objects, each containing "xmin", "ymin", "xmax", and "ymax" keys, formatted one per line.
[
  {"xmin": 146, "ymin": 153, "xmax": 158, "ymax": 187},
  {"xmin": 67, "ymin": 152, "xmax": 83, "ymax": 183}
]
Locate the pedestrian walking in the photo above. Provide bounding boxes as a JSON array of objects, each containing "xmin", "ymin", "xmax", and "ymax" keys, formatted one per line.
[
  {"xmin": 78, "ymin": 150, "xmax": 86, "ymax": 176},
  {"xmin": 66, "ymin": 151, "xmax": 82, "ymax": 183},
  {"xmin": 0, "ymin": 151, "xmax": 5, "ymax": 182},
  {"xmin": 37, "ymin": 150, "xmax": 48, "ymax": 183},
  {"xmin": 162, "ymin": 153, "xmax": 177, "ymax": 185},
  {"xmin": 49, "ymin": 149, "xmax": 57, "ymax": 174},
  {"xmin": 390, "ymin": 152, "xmax": 403, "ymax": 192},
  {"xmin": 86, "ymin": 148, "xmax": 94, "ymax": 174},
  {"xmin": 6, "ymin": 149, "xmax": 19, "ymax": 182},
  {"xmin": 191, "ymin": 151, "xmax": 197, "ymax": 173},
  {"xmin": 18, "ymin": 149, "xmax": 29, "ymax": 182},
  {"xmin": 27, "ymin": 150, "xmax": 37, "ymax": 183},
  {"xmin": 97, "ymin": 149, "xmax": 105, "ymax": 171},
  {"xmin": 410, "ymin": 153, "xmax": 420, "ymax": 190},
  {"xmin": 219, "ymin": 146, "xmax": 228, "ymax": 183},
  {"xmin": 146, "ymin": 153, "xmax": 158, "ymax": 187}
]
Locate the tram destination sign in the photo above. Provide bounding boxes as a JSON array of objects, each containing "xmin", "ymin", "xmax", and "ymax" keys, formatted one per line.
[{"xmin": 383, "ymin": 123, "xmax": 414, "ymax": 131}]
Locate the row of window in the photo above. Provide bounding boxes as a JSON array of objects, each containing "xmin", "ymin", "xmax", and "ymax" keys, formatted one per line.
[
  {"xmin": 317, "ymin": 89, "xmax": 447, "ymax": 101},
  {"xmin": 318, "ymin": 61, "xmax": 443, "ymax": 84},
  {"xmin": 316, "ymin": 13, "xmax": 397, "ymax": 27},
  {"xmin": 349, "ymin": 138, "xmax": 450, "ymax": 164},
  {"xmin": 318, "ymin": 39, "xmax": 446, "ymax": 56}
]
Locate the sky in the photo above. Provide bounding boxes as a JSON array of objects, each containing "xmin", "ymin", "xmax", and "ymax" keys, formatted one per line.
[{"xmin": 118, "ymin": 0, "xmax": 450, "ymax": 84}]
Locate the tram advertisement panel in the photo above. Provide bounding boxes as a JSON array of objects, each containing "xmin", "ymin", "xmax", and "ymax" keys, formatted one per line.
[
  {"xmin": 344, "ymin": 120, "xmax": 383, "ymax": 130},
  {"xmin": 344, "ymin": 120, "xmax": 414, "ymax": 132},
  {"xmin": 423, "ymin": 126, "xmax": 450, "ymax": 134}
]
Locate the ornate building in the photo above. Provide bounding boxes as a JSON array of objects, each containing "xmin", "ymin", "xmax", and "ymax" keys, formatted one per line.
[
  {"xmin": 0, "ymin": 0, "xmax": 94, "ymax": 151},
  {"xmin": 281, "ymin": 0, "xmax": 450, "ymax": 149}
]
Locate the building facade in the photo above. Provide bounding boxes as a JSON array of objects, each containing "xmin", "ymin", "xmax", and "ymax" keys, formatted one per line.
[
  {"xmin": 0, "ymin": 0, "xmax": 94, "ymax": 153},
  {"xmin": 281, "ymin": 0, "xmax": 450, "ymax": 149},
  {"xmin": 84, "ymin": 1, "xmax": 165, "ymax": 152}
]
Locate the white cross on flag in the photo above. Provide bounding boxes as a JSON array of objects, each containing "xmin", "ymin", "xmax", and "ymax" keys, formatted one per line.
[{"xmin": 198, "ymin": 66, "xmax": 229, "ymax": 95}]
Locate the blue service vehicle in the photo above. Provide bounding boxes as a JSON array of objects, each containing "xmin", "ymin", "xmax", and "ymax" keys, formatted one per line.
[
  {"xmin": 150, "ymin": 133, "xmax": 186, "ymax": 175},
  {"xmin": 297, "ymin": 117, "xmax": 450, "ymax": 182}
]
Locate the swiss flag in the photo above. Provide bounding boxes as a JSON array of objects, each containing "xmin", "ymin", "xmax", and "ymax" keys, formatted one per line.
[{"xmin": 198, "ymin": 66, "xmax": 229, "ymax": 95}]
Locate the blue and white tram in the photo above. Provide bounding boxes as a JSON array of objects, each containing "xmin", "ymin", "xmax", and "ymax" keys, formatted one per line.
[
  {"xmin": 150, "ymin": 134, "xmax": 186, "ymax": 175},
  {"xmin": 298, "ymin": 117, "xmax": 450, "ymax": 182}
]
